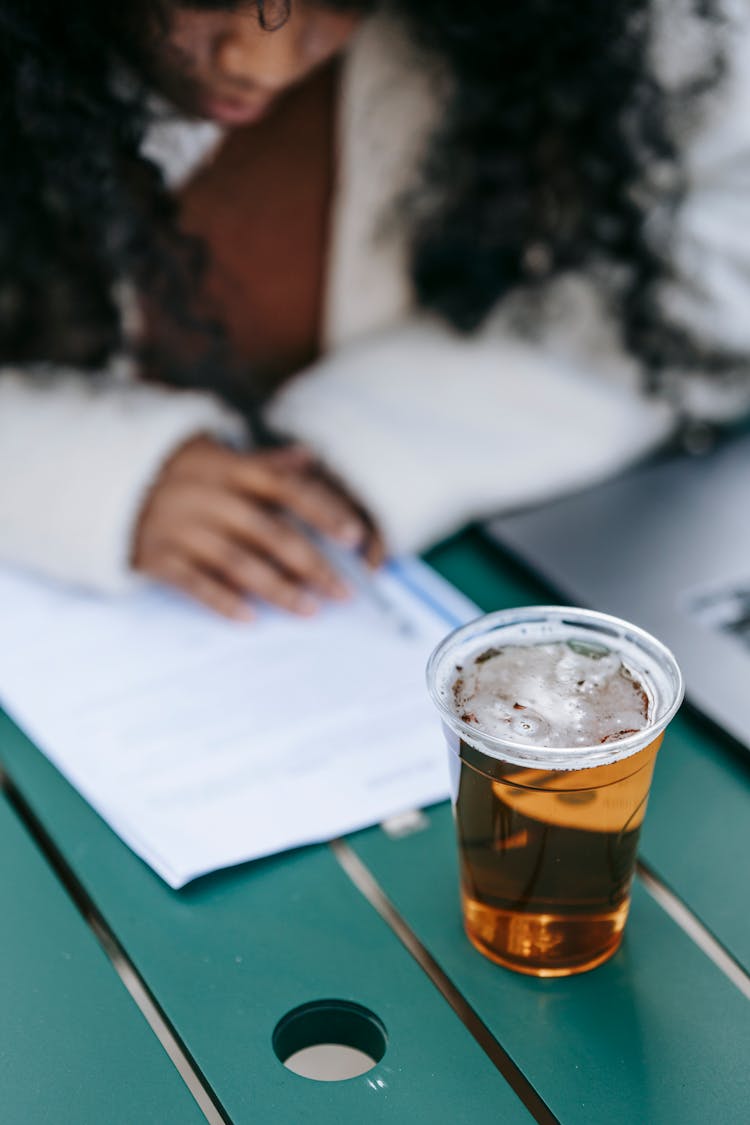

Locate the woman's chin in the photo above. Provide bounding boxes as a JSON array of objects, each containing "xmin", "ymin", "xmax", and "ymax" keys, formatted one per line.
[{"xmin": 200, "ymin": 94, "xmax": 274, "ymax": 126}]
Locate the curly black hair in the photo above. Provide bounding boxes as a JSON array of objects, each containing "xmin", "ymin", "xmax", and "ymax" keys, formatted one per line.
[
  {"xmin": 405, "ymin": 0, "xmax": 727, "ymax": 387},
  {"xmin": 0, "ymin": 0, "xmax": 726, "ymax": 423}
]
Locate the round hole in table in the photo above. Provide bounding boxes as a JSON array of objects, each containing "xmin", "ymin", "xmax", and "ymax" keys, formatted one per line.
[{"xmin": 273, "ymin": 999, "xmax": 387, "ymax": 1082}]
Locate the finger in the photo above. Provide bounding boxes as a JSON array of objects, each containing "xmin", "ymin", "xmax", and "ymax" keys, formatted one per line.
[
  {"xmin": 180, "ymin": 526, "xmax": 320, "ymax": 616},
  {"xmin": 164, "ymin": 437, "xmax": 239, "ymax": 484},
  {"xmin": 283, "ymin": 475, "xmax": 369, "ymax": 545},
  {"xmin": 199, "ymin": 492, "xmax": 350, "ymax": 598},
  {"xmin": 167, "ymin": 441, "xmax": 314, "ymax": 487},
  {"xmin": 154, "ymin": 553, "xmax": 254, "ymax": 622},
  {"xmin": 138, "ymin": 481, "xmax": 350, "ymax": 599},
  {"xmin": 230, "ymin": 463, "xmax": 368, "ymax": 546},
  {"xmin": 363, "ymin": 527, "xmax": 387, "ymax": 569},
  {"xmin": 251, "ymin": 444, "xmax": 315, "ymax": 470}
]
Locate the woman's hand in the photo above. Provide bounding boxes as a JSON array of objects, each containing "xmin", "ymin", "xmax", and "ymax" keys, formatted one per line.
[{"xmin": 133, "ymin": 437, "xmax": 385, "ymax": 620}]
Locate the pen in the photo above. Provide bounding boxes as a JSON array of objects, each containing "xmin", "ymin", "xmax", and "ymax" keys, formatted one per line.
[{"xmin": 308, "ymin": 532, "xmax": 418, "ymax": 639}]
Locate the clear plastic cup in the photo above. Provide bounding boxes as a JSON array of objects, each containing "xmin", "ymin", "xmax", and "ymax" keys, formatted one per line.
[{"xmin": 427, "ymin": 607, "xmax": 684, "ymax": 976}]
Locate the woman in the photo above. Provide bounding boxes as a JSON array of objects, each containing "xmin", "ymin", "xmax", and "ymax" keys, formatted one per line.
[{"xmin": 0, "ymin": 0, "xmax": 738, "ymax": 618}]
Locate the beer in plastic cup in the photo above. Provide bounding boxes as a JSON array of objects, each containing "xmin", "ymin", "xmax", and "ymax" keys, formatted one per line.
[{"xmin": 426, "ymin": 607, "xmax": 683, "ymax": 977}]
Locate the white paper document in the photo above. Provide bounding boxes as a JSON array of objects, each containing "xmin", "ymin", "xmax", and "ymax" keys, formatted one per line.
[{"xmin": 0, "ymin": 558, "xmax": 476, "ymax": 887}]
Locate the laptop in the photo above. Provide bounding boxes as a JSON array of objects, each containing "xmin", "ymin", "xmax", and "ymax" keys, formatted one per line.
[{"xmin": 485, "ymin": 428, "xmax": 750, "ymax": 749}]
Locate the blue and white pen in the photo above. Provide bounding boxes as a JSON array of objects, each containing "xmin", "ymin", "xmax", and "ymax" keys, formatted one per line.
[{"xmin": 309, "ymin": 532, "xmax": 418, "ymax": 638}]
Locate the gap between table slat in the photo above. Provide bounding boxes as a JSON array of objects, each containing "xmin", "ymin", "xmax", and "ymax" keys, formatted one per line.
[
  {"xmin": 636, "ymin": 860, "xmax": 750, "ymax": 1000},
  {"xmin": 330, "ymin": 838, "xmax": 561, "ymax": 1125},
  {"xmin": 0, "ymin": 771, "xmax": 231, "ymax": 1125}
]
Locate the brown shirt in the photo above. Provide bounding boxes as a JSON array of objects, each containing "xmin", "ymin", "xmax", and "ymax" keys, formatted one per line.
[{"xmin": 176, "ymin": 61, "xmax": 338, "ymax": 400}]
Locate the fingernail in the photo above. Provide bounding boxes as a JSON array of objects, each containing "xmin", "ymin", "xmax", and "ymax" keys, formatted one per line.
[
  {"xmin": 294, "ymin": 594, "xmax": 318, "ymax": 615},
  {"xmin": 337, "ymin": 522, "xmax": 363, "ymax": 547},
  {"xmin": 329, "ymin": 579, "xmax": 351, "ymax": 600}
]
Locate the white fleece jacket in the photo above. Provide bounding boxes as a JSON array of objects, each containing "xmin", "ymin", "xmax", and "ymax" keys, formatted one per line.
[{"xmin": 1, "ymin": 10, "xmax": 747, "ymax": 592}]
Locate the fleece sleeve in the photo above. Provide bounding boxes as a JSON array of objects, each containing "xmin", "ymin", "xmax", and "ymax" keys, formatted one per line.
[
  {"xmin": 0, "ymin": 369, "xmax": 247, "ymax": 592},
  {"xmin": 266, "ymin": 319, "xmax": 676, "ymax": 554}
]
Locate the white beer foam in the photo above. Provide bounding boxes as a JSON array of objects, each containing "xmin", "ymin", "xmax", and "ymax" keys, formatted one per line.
[
  {"xmin": 451, "ymin": 642, "xmax": 651, "ymax": 750},
  {"xmin": 429, "ymin": 610, "xmax": 682, "ymax": 770}
]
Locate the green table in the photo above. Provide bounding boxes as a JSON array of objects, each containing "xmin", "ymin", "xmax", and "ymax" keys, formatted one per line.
[
  {"xmin": 0, "ymin": 790, "xmax": 205, "ymax": 1124},
  {"xmin": 1, "ymin": 529, "xmax": 748, "ymax": 1124}
]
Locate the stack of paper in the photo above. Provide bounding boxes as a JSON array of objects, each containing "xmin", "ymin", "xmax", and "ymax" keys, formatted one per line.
[{"xmin": 0, "ymin": 558, "xmax": 474, "ymax": 887}]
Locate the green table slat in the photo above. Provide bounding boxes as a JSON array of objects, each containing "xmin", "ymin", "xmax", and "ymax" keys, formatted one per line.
[
  {"xmin": 348, "ymin": 804, "xmax": 750, "ymax": 1125},
  {"xmin": 0, "ymin": 719, "xmax": 534, "ymax": 1125},
  {"xmin": 425, "ymin": 530, "xmax": 750, "ymax": 970},
  {"xmin": 0, "ymin": 792, "xmax": 206, "ymax": 1125}
]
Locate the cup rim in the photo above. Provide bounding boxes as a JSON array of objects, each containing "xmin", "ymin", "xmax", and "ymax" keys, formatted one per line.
[{"xmin": 426, "ymin": 605, "xmax": 685, "ymax": 770}]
